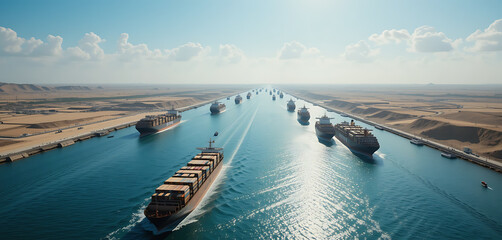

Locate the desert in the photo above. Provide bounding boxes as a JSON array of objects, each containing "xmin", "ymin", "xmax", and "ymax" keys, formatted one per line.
[
  {"xmin": 282, "ymin": 84, "xmax": 502, "ymax": 163},
  {"xmin": 0, "ymin": 83, "xmax": 246, "ymax": 159}
]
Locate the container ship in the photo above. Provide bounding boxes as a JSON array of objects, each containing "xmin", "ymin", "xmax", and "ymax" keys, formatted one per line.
[
  {"xmin": 334, "ymin": 120, "xmax": 380, "ymax": 155},
  {"xmin": 279, "ymin": 92, "xmax": 284, "ymax": 98},
  {"xmin": 297, "ymin": 105, "xmax": 310, "ymax": 123},
  {"xmin": 315, "ymin": 114, "xmax": 335, "ymax": 140},
  {"xmin": 247, "ymin": 92, "xmax": 252, "ymax": 99},
  {"xmin": 272, "ymin": 95, "xmax": 276, "ymax": 100},
  {"xmin": 144, "ymin": 139, "xmax": 224, "ymax": 232},
  {"xmin": 287, "ymin": 99, "xmax": 296, "ymax": 111},
  {"xmin": 235, "ymin": 95, "xmax": 243, "ymax": 104},
  {"xmin": 210, "ymin": 101, "xmax": 226, "ymax": 114},
  {"xmin": 135, "ymin": 108, "xmax": 181, "ymax": 136}
]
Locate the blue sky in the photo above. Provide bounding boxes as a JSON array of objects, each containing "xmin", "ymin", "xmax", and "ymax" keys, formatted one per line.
[{"xmin": 0, "ymin": 0, "xmax": 501, "ymax": 84}]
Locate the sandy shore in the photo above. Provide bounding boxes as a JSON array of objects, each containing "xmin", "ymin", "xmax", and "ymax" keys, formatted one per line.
[
  {"xmin": 279, "ymin": 85, "xmax": 502, "ymax": 171},
  {"xmin": 0, "ymin": 84, "xmax": 248, "ymax": 161}
]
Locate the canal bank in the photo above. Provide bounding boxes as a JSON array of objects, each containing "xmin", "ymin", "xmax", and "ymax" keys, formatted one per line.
[{"xmin": 282, "ymin": 90, "xmax": 502, "ymax": 173}]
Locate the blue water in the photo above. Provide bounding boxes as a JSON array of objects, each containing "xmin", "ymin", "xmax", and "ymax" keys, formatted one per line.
[{"xmin": 0, "ymin": 90, "xmax": 501, "ymax": 239}]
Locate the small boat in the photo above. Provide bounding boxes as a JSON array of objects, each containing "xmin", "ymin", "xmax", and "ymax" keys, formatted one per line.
[
  {"xmin": 374, "ymin": 125, "xmax": 384, "ymax": 130},
  {"xmin": 410, "ymin": 138, "xmax": 424, "ymax": 146},
  {"xmin": 481, "ymin": 181, "xmax": 488, "ymax": 188},
  {"xmin": 441, "ymin": 152, "xmax": 456, "ymax": 159},
  {"xmin": 107, "ymin": 135, "xmax": 114, "ymax": 138},
  {"xmin": 227, "ymin": 97, "xmax": 230, "ymax": 100},
  {"xmin": 214, "ymin": 131, "xmax": 219, "ymax": 136},
  {"xmin": 340, "ymin": 114, "xmax": 348, "ymax": 117}
]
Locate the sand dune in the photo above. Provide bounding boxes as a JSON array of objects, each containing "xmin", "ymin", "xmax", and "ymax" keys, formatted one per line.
[{"xmin": 284, "ymin": 85, "xmax": 502, "ymax": 162}]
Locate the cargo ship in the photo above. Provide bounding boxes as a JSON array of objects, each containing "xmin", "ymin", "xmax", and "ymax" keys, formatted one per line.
[
  {"xmin": 287, "ymin": 99, "xmax": 296, "ymax": 111},
  {"xmin": 279, "ymin": 92, "xmax": 284, "ymax": 98},
  {"xmin": 334, "ymin": 120, "xmax": 380, "ymax": 155},
  {"xmin": 272, "ymin": 95, "xmax": 276, "ymax": 100},
  {"xmin": 247, "ymin": 92, "xmax": 252, "ymax": 99},
  {"xmin": 144, "ymin": 139, "xmax": 224, "ymax": 232},
  {"xmin": 235, "ymin": 95, "xmax": 243, "ymax": 104},
  {"xmin": 135, "ymin": 108, "xmax": 181, "ymax": 136},
  {"xmin": 210, "ymin": 101, "xmax": 226, "ymax": 114},
  {"xmin": 297, "ymin": 105, "xmax": 310, "ymax": 123},
  {"xmin": 315, "ymin": 114, "xmax": 335, "ymax": 140}
]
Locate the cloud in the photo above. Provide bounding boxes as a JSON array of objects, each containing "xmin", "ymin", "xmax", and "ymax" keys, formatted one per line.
[
  {"xmin": 409, "ymin": 26, "xmax": 453, "ymax": 52},
  {"xmin": 278, "ymin": 41, "xmax": 320, "ymax": 59},
  {"xmin": 167, "ymin": 42, "xmax": 209, "ymax": 61},
  {"xmin": 0, "ymin": 26, "xmax": 25, "ymax": 53},
  {"xmin": 369, "ymin": 29, "xmax": 410, "ymax": 45},
  {"xmin": 117, "ymin": 33, "xmax": 160, "ymax": 59},
  {"xmin": 466, "ymin": 19, "xmax": 502, "ymax": 52},
  {"xmin": 219, "ymin": 44, "xmax": 245, "ymax": 63},
  {"xmin": 0, "ymin": 26, "xmax": 62, "ymax": 56},
  {"xmin": 343, "ymin": 40, "xmax": 378, "ymax": 62},
  {"xmin": 66, "ymin": 32, "xmax": 104, "ymax": 60}
]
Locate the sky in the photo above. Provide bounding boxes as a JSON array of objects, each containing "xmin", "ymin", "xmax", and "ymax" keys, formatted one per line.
[{"xmin": 0, "ymin": 0, "xmax": 501, "ymax": 85}]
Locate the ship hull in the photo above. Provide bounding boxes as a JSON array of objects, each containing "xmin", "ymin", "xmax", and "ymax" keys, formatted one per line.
[
  {"xmin": 210, "ymin": 106, "xmax": 226, "ymax": 114},
  {"xmin": 297, "ymin": 114, "xmax": 310, "ymax": 122},
  {"xmin": 334, "ymin": 130, "xmax": 379, "ymax": 155},
  {"xmin": 287, "ymin": 105, "xmax": 295, "ymax": 112},
  {"xmin": 315, "ymin": 125, "xmax": 335, "ymax": 140},
  {"xmin": 146, "ymin": 158, "xmax": 223, "ymax": 232},
  {"xmin": 235, "ymin": 99, "xmax": 242, "ymax": 104},
  {"xmin": 136, "ymin": 118, "xmax": 181, "ymax": 136}
]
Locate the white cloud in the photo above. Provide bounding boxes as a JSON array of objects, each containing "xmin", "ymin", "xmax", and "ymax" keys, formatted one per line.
[
  {"xmin": 278, "ymin": 41, "xmax": 320, "ymax": 59},
  {"xmin": 118, "ymin": 33, "xmax": 158, "ymax": 59},
  {"xmin": 466, "ymin": 19, "xmax": 502, "ymax": 52},
  {"xmin": 219, "ymin": 44, "xmax": 245, "ymax": 63},
  {"xmin": 66, "ymin": 32, "xmax": 104, "ymax": 60},
  {"xmin": 369, "ymin": 29, "xmax": 411, "ymax": 45},
  {"xmin": 0, "ymin": 26, "xmax": 25, "ymax": 54},
  {"xmin": 167, "ymin": 42, "xmax": 209, "ymax": 61},
  {"xmin": 409, "ymin": 26, "xmax": 453, "ymax": 52},
  {"xmin": 343, "ymin": 40, "xmax": 378, "ymax": 62},
  {"xmin": 0, "ymin": 27, "xmax": 62, "ymax": 56}
]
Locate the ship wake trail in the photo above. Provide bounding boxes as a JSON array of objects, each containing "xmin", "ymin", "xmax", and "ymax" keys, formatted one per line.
[{"xmin": 174, "ymin": 105, "xmax": 260, "ymax": 231}]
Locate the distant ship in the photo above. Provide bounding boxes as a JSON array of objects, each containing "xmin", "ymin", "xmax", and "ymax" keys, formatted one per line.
[
  {"xmin": 269, "ymin": 91, "xmax": 272, "ymax": 95},
  {"xmin": 287, "ymin": 99, "xmax": 296, "ymax": 111},
  {"xmin": 297, "ymin": 105, "xmax": 310, "ymax": 123},
  {"xmin": 410, "ymin": 138, "xmax": 424, "ymax": 146},
  {"xmin": 135, "ymin": 108, "xmax": 181, "ymax": 136},
  {"xmin": 315, "ymin": 114, "xmax": 335, "ymax": 140},
  {"xmin": 247, "ymin": 92, "xmax": 252, "ymax": 99},
  {"xmin": 272, "ymin": 95, "xmax": 276, "ymax": 100},
  {"xmin": 235, "ymin": 95, "xmax": 243, "ymax": 104},
  {"xmin": 210, "ymin": 101, "xmax": 226, "ymax": 114},
  {"xmin": 334, "ymin": 120, "xmax": 380, "ymax": 155},
  {"xmin": 144, "ymin": 139, "xmax": 224, "ymax": 232},
  {"xmin": 279, "ymin": 92, "xmax": 284, "ymax": 98}
]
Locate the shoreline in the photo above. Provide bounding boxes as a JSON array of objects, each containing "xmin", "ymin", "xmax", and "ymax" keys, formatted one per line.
[
  {"xmin": 283, "ymin": 90, "xmax": 502, "ymax": 173},
  {"xmin": 0, "ymin": 94, "xmax": 236, "ymax": 164}
]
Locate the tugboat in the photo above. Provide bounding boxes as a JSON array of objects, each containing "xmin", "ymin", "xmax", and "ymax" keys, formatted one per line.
[
  {"xmin": 334, "ymin": 120, "xmax": 380, "ymax": 156},
  {"xmin": 144, "ymin": 139, "xmax": 224, "ymax": 232},
  {"xmin": 247, "ymin": 92, "xmax": 252, "ymax": 99},
  {"xmin": 410, "ymin": 138, "xmax": 424, "ymax": 146},
  {"xmin": 235, "ymin": 95, "xmax": 243, "ymax": 104},
  {"xmin": 210, "ymin": 101, "xmax": 226, "ymax": 114},
  {"xmin": 315, "ymin": 114, "xmax": 336, "ymax": 140},
  {"xmin": 272, "ymin": 95, "xmax": 276, "ymax": 100},
  {"xmin": 297, "ymin": 105, "xmax": 310, "ymax": 124},
  {"xmin": 287, "ymin": 99, "xmax": 296, "ymax": 112}
]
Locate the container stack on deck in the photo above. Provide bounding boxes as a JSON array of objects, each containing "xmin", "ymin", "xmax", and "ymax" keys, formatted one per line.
[{"xmin": 147, "ymin": 152, "xmax": 223, "ymax": 214}]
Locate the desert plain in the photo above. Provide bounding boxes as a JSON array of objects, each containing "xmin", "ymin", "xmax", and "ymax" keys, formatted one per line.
[
  {"xmin": 0, "ymin": 83, "xmax": 246, "ymax": 157},
  {"xmin": 282, "ymin": 84, "xmax": 502, "ymax": 163}
]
